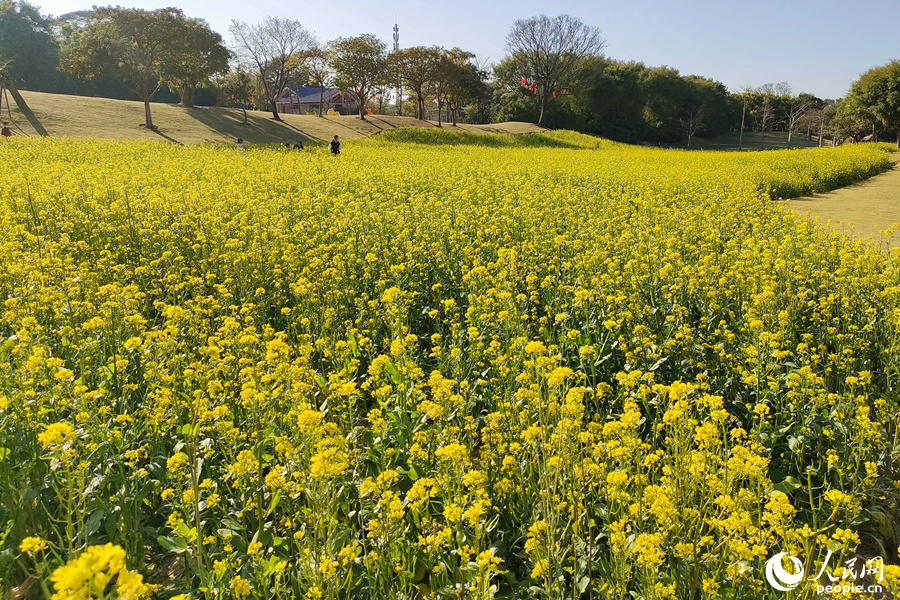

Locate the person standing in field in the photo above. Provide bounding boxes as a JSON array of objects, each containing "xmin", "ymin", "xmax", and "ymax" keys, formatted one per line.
[
  {"xmin": 1, "ymin": 122, "xmax": 11, "ymax": 137},
  {"xmin": 330, "ymin": 135, "xmax": 341, "ymax": 156},
  {"xmin": 236, "ymin": 138, "xmax": 244, "ymax": 149}
]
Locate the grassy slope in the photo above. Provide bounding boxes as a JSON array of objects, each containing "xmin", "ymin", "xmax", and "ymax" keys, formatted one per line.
[{"xmin": 0, "ymin": 90, "xmax": 543, "ymax": 145}]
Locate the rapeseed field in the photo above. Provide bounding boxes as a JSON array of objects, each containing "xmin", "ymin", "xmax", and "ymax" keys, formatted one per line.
[{"xmin": 1, "ymin": 131, "xmax": 899, "ymax": 599}]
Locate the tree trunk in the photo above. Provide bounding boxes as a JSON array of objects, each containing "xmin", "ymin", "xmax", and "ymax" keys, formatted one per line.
[
  {"xmin": 537, "ymin": 88, "xmax": 547, "ymax": 126},
  {"xmin": 818, "ymin": 117, "xmax": 824, "ymax": 148},
  {"xmin": 437, "ymin": 99, "xmax": 442, "ymax": 127},
  {"xmin": 896, "ymin": 127, "xmax": 899, "ymax": 148},
  {"xmin": 358, "ymin": 91, "xmax": 366, "ymax": 120},
  {"xmin": 787, "ymin": 126, "xmax": 792, "ymax": 149},
  {"xmin": 739, "ymin": 96, "xmax": 746, "ymax": 151},
  {"xmin": 179, "ymin": 85, "xmax": 194, "ymax": 107},
  {"xmin": 143, "ymin": 97, "xmax": 154, "ymax": 129},
  {"xmin": 270, "ymin": 93, "xmax": 281, "ymax": 121},
  {"xmin": 319, "ymin": 84, "xmax": 324, "ymax": 117}
]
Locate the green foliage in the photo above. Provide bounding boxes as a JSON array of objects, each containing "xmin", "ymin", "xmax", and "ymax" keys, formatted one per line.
[
  {"xmin": 0, "ymin": 1, "xmax": 61, "ymax": 91},
  {"xmin": 373, "ymin": 127, "xmax": 598, "ymax": 148},
  {"xmin": 58, "ymin": 7, "xmax": 227, "ymax": 126},
  {"xmin": 328, "ymin": 34, "xmax": 389, "ymax": 119},
  {"xmin": 843, "ymin": 60, "xmax": 900, "ymax": 145}
]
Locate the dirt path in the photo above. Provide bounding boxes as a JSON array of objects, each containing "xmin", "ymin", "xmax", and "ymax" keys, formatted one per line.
[{"xmin": 784, "ymin": 152, "xmax": 900, "ymax": 247}]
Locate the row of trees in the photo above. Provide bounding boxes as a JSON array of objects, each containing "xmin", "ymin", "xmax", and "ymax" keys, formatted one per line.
[
  {"xmin": 3, "ymin": 1, "xmax": 898, "ymax": 146},
  {"xmin": 227, "ymin": 20, "xmax": 489, "ymax": 125}
]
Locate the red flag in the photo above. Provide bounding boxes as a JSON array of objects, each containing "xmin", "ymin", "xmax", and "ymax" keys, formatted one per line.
[
  {"xmin": 561, "ymin": 89, "xmax": 565, "ymax": 95},
  {"xmin": 521, "ymin": 76, "xmax": 526, "ymax": 86},
  {"xmin": 553, "ymin": 91, "xmax": 556, "ymax": 98}
]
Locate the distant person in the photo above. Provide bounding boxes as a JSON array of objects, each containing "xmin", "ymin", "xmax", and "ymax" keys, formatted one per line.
[
  {"xmin": 330, "ymin": 135, "xmax": 341, "ymax": 156},
  {"xmin": 236, "ymin": 138, "xmax": 244, "ymax": 149},
  {"xmin": 294, "ymin": 140, "xmax": 304, "ymax": 150},
  {"xmin": 1, "ymin": 122, "xmax": 11, "ymax": 137}
]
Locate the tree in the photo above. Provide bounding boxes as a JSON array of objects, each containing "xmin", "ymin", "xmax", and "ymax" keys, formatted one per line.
[
  {"xmin": 328, "ymin": 34, "xmax": 389, "ymax": 120},
  {"xmin": 162, "ymin": 15, "xmax": 230, "ymax": 107},
  {"xmin": 505, "ymin": 14, "xmax": 605, "ymax": 126},
  {"xmin": 845, "ymin": 60, "xmax": 900, "ymax": 147},
  {"xmin": 389, "ymin": 46, "xmax": 441, "ymax": 121},
  {"xmin": 0, "ymin": 1, "xmax": 60, "ymax": 91},
  {"xmin": 230, "ymin": 17, "xmax": 314, "ymax": 121},
  {"xmin": 784, "ymin": 93, "xmax": 817, "ymax": 149},
  {"xmin": 752, "ymin": 82, "xmax": 790, "ymax": 150},
  {"xmin": 640, "ymin": 66, "xmax": 688, "ymax": 143},
  {"xmin": 681, "ymin": 75, "xmax": 733, "ymax": 137},
  {"xmin": 438, "ymin": 48, "xmax": 487, "ymax": 126},
  {"xmin": 568, "ymin": 57, "xmax": 646, "ymax": 142},
  {"xmin": 214, "ymin": 66, "xmax": 255, "ymax": 124},
  {"xmin": 299, "ymin": 46, "xmax": 330, "ymax": 117},
  {"xmin": 59, "ymin": 7, "xmax": 185, "ymax": 129}
]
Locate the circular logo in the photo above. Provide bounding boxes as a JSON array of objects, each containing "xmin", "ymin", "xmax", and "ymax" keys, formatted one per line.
[{"xmin": 765, "ymin": 552, "xmax": 805, "ymax": 591}]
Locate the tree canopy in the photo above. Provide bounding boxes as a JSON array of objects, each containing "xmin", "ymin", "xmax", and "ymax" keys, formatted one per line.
[
  {"xmin": 844, "ymin": 60, "xmax": 900, "ymax": 146},
  {"xmin": 328, "ymin": 34, "xmax": 389, "ymax": 120},
  {"xmin": 59, "ymin": 7, "xmax": 189, "ymax": 128}
]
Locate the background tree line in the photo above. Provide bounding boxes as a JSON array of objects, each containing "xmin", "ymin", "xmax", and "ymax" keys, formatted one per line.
[{"xmin": 1, "ymin": 1, "xmax": 897, "ymax": 146}]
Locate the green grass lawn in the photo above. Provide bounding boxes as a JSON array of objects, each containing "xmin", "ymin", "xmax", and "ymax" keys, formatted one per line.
[{"xmin": 675, "ymin": 130, "xmax": 834, "ymax": 151}]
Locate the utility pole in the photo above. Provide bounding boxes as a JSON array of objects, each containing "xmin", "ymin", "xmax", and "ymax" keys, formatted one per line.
[{"xmin": 393, "ymin": 19, "xmax": 401, "ymax": 116}]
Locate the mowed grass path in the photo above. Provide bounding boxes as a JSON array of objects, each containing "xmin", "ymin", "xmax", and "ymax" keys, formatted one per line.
[
  {"xmin": 785, "ymin": 151, "xmax": 900, "ymax": 247},
  {"xmin": 1, "ymin": 90, "xmax": 543, "ymax": 145}
]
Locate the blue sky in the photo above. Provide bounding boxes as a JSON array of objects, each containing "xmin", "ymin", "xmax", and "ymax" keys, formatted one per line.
[{"xmin": 32, "ymin": 0, "xmax": 900, "ymax": 99}]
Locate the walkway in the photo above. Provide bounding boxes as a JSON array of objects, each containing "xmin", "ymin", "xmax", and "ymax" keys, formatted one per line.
[{"xmin": 784, "ymin": 153, "xmax": 900, "ymax": 248}]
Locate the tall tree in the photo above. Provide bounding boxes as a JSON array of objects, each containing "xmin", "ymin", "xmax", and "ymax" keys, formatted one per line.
[
  {"xmin": 505, "ymin": 14, "xmax": 605, "ymax": 126},
  {"xmin": 0, "ymin": 1, "xmax": 60, "ymax": 91},
  {"xmin": 439, "ymin": 48, "xmax": 487, "ymax": 126},
  {"xmin": 784, "ymin": 93, "xmax": 817, "ymax": 149},
  {"xmin": 59, "ymin": 7, "xmax": 184, "ymax": 129},
  {"xmin": 299, "ymin": 46, "xmax": 330, "ymax": 117},
  {"xmin": 162, "ymin": 15, "xmax": 230, "ymax": 107},
  {"xmin": 328, "ymin": 34, "xmax": 388, "ymax": 121},
  {"xmin": 214, "ymin": 66, "xmax": 255, "ymax": 124},
  {"xmin": 845, "ymin": 60, "xmax": 900, "ymax": 147},
  {"xmin": 389, "ymin": 46, "xmax": 441, "ymax": 121},
  {"xmin": 229, "ymin": 17, "xmax": 314, "ymax": 121}
]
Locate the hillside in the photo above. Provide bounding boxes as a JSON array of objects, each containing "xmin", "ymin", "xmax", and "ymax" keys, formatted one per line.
[{"xmin": 0, "ymin": 90, "xmax": 544, "ymax": 144}]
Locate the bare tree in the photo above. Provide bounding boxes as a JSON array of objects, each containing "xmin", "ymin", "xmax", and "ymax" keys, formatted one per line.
[
  {"xmin": 754, "ymin": 82, "xmax": 790, "ymax": 150},
  {"xmin": 785, "ymin": 94, "xmax": 815, "ymax": 149},
  {"xmin": 680, "ymin": 107, "xmax": 704, "ymax": 149},
  {"xmin": 300, "ymin": 46, "xmax": 330, "ymax": 117},
  {"xmin": 505, "ymin": 14, "xmax": 605, "ymax": 126},
  {"xmin": 229, "ymin": 17, "xmax": 314, "ymax": 121}
]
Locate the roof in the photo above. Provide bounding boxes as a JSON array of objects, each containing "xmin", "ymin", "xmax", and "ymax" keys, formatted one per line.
[{"xmin": 278, "ymin": 86, "xmax": 342, "ymax": 103}]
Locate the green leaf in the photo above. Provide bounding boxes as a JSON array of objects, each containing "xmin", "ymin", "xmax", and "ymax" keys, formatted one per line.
[
  {"xmin": 158, "ymin": 535, "xmax": 189, "ymax": 553},
  {"xmin": 84, "ymin": 508, "xmax": 104, "ymax": 537},
  {"xmin": 773, "ymin": 476, "xmax": 802, "ymax": 495},
  {"xmin": 0, "ymin": 447, "xmax": 10, "ymax": 461},
  {"xmin": 173, "ymin": 521, "xmax": 197, "ymax": 543},
  {"xmin": 384, "ymin": 360, "xmax": 401, "ymax": 385}
]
